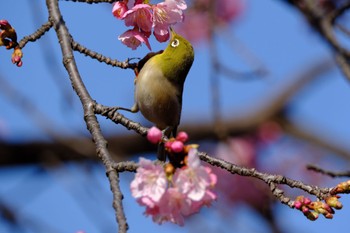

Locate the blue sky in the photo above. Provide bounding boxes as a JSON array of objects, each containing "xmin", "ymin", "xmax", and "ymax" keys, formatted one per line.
[{"xmin": 1, "ymin": 0, "xmax": 350, "ymax": 232}]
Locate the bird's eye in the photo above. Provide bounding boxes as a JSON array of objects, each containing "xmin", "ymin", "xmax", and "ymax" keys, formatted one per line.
[{"xmin": 171, "ymin": 39, "xmax": 180, "ymax": 48}]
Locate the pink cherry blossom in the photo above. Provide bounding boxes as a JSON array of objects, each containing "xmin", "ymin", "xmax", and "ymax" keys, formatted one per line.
[
  {"xmin": 112, "ymin": 1, "xmax": 128, "ymax": 19},
  {"xmin": 130, "ymin": 158, "xmax": 167, "ymax": 203},
  {"xmin": 112, "ymin": 0, "xmax": 188, "ymax": 49},
  {"xmin": 146, "ymin": 187, "xmax": 190, "ymax": 226},
  {"xmin": 118, "ymin": 28, "xmax": 151, "ymax": 50},
  {"xmin": 147, "ymin": 126, "xmax": 162, "ymax": 144},
  {"xmin": 131, "ymin": 149, "xmax": 217, "ymax": 225},
  {"xmin": 124, "ymin": 4, "xmax": 153, "ymax": 33},
  {"xmin": 173, "ymin": 149, "xmax": 217, "ymax": 201},
  {"xmin": 153, "ymin": 26, "xmax": 170, "ymax": 42},
  {"xmin": 152, "ymin": 0, "xmax": 185, "ymax": 42}
]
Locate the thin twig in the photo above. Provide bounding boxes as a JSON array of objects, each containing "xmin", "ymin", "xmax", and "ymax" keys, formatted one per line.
[
  {"xmin": 18, "ymin": 21, "xmax": 53, "ymax": 49},
  {"xmin": 307, "ymin": 164, "xmax": 350, "ymax": 178},
  {"xmin": 285, "ymin": 0, "xmax": 350, "ymax": 82},
  {"xmin": 337, "ymin": 23, "xmax": 350, "ymax": 37},
  {"xmin": 328, "ymin": 2, "xmax": 350, "ymax": 23},
  {"xmin": 72, "ymin": 40, "xmax": 137, "ymax": 69},
  {"xmin": 94, "ymin": 103, "xmax": 149, "ymax": 136}
]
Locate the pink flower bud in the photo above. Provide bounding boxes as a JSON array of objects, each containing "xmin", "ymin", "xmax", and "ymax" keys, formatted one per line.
[
  {"xmin": 12, "ymin": 55, "xmax": 20, "ymax": 63},
  {"xmin": 165, "ymin": 141, "xmax": 173, "ymax": 150},
  {"xmin": 171, "ymin": 141, "xmax": 184, "ymax": 153},
  {"xmin": 176, "ymin": 131, "xmax": 188, "ymax": 142},
  {"xmin": 0, "ymin": 20, "xmax": 10, "ymax": 29},
  {"xmin": 11, "ymin": 56, "xmax": 22, "ymax": 67},
  {"xmin": 303, "ymin": 197, "xmax": 311, "ymax": 205},
  {"xmin": 147, "ymin": 127, "xmax": 162, "ymax": 144},
  {"xmin": 294, "ymin": 201, "xmax": 302, "ymax": 209}
]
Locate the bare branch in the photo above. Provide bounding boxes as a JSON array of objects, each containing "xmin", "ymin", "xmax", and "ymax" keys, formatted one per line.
[
  {"xmin": 199, "ymin": 151, "xmax": 331, "ymax": 205},
  {"xmin": 307, "ymin": 164, "xmax": 350, "ymax": 178},
  {"xmin": 18, "ymin": 21, "xmax": 53, "ymax": 49},
  {"xmin": 72, "ymin": 40, "xmax": 137, "ymax": 69},
  {"xmin": 285, "ymin": 0, "xmax": 350, "ymax": 82},
  {"xmin": 94, "ymin": 103, "xmax": 148, "ymax": 136}
]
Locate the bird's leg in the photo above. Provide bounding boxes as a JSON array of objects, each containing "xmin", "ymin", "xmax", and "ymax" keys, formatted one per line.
[
  {"xmin": 157, "ymin": 143, "xmax": 166, "ymax": 162},
  {"xmin": 113, "ymin": 107, "xmax": 134, "ymax": 112},
  {"xmin": 106, "ymin": 103, "xmax": 139, "ymax": 115},
  {"xmin": 157, "ymin": 126, "xmax": 175, "ymax": 162}
]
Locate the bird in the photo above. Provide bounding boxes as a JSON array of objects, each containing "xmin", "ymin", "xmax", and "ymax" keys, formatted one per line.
[{"xmin": 131, "ymin": 28, "xmax": 194, "ymax": 160}]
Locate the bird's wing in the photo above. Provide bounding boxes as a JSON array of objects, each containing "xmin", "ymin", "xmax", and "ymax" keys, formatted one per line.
[{"xmin": 135, "ymin": 50, "xmax": 163, "ymax": 75}]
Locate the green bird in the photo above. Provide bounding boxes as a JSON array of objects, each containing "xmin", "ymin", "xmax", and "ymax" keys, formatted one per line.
[{"xmin": 131, "ymin": 29, "xmax": 194, "ymax": 160}]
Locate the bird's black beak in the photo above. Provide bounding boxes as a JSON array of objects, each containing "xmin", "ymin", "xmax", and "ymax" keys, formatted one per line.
[{"xmin": 170, "ymin": 27, "xmax": 176, "ymax": 39}]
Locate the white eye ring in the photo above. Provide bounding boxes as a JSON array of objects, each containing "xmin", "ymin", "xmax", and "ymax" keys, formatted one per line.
[{"xmin": 171, "ymin": 39, "xmax": 180, "ymax": 47}]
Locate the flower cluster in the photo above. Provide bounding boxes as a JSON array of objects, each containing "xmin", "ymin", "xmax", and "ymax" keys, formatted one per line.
[
  {"xmin": 0, "ymin": 20, "xmax": 23, "ymax": 67},
  {"xmin": 112, "ymin": 0, "xmax": 187, "ymax": 50},
  {"xmin": 130, "ymin": 127, "xmax": 217, "ymax": 225},
  {"xmin": 293, "ymin": 195, "xmax": 343, "ymax": 220}
]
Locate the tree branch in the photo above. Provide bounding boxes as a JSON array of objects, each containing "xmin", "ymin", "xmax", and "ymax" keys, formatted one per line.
[
  {"xmin": 284, "ymin": 0, "xmax": 350, "ymax": 82},
  {"xmin": 72, "ymin": 40, "xmax": 138, "ymax": 69},
  {"xmin": 18, "ymin": 21, "xmax": 53, "ymax": 49},
  {"xmin": 307, "ymin": 164, "xmax": 350, "ymax": 178},
  {"xmin": 199, "ymin": 151, "xmax": 331, "ymax": 206},
  {"xmin": 46, "ymin": 0, "xmax": 127, "ymax": 231}
]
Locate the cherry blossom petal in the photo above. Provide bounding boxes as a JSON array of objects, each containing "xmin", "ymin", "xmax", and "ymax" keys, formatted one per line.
[
  {"xmin": 112, "ymin": 1, "xmax": 128, "ymax": 19},
  {"xmin": 118, "ymin": 29, "xmax": 151, "ymax": 50},
  {"xmin": 130, "ymin": 158, "xmax": 167, "ymax": 203},
  {"xmin": 153, "ymin": 26, "xmax": 170, "ymax": 42},
  {"xmin": 124, "ymin": 4, "xmax": 153, "ymax": 32}
]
